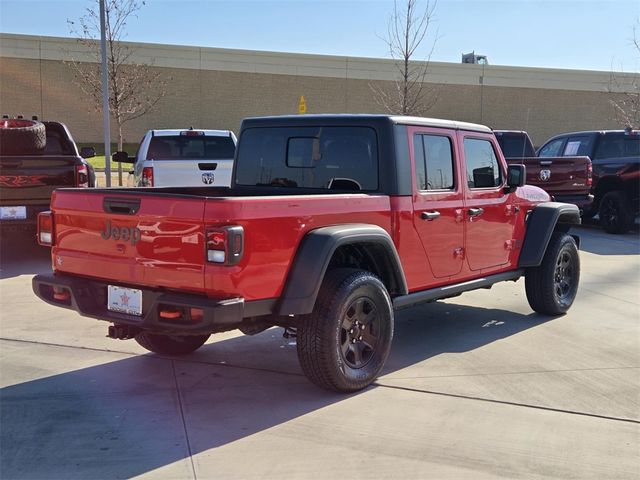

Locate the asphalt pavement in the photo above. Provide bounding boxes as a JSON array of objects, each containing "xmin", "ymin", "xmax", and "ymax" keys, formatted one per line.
[{"xmin": 0, "ymin": 225, "xmax": 638, "ymax": 479}]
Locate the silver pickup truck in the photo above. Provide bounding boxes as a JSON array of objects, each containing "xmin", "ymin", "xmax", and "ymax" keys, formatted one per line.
[{"xmin": 114, "ymin": 128, "xmax": 237, "ymax": 187}]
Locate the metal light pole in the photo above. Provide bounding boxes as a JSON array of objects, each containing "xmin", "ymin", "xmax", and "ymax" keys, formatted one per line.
[{"xmin": 99, "ymin": 0, "xmax": 111, "ymax": 187}]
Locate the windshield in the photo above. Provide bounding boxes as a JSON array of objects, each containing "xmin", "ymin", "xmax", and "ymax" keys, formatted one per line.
[
  {"xmin": 496, "ymin": 133, "xmax": 535, "ymax": 158},
  {"xmin": 146, "ymin": 135, "xmax": 236, "ymax": 160},
  {"xmin": 235, "ymin": 126, "xmax": 378, "ymax": 190}
]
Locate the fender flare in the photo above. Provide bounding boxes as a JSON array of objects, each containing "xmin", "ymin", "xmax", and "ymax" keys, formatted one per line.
[
  {"xmin": 518, "ymin": 202, "xmax": 581, "ymax": 268},
  {"xmin": 277, "ymin": 224, "xmax": 408, "ymax": 316}
]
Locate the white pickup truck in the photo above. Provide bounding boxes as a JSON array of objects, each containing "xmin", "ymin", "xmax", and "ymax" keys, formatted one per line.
[{"xmin": 113, "ymin": 128, "xmax": 237, "ymax": 187}]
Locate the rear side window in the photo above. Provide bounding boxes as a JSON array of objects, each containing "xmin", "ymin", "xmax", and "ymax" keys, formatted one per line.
[
  {"xmin": 43, "ymin": 124, "xmax": 73, "ymax": 155},
  {"xmin": 413, "ymin": 134, "xmax": 454, "ymax": 190},
  {"xmin": 495, "ymin": 133, "xmax": 535, "ymax": 158},
  {"xmin": 563, "ymin": 135, "xmax": 594, "ymax": 156},
  {"xmin": 146, "ymin": 135, "xmax": 235, "ymax": 160},
  {"xmin": 464, "ymin": 138, "xmax": 502, "ymax": 189},
  {"xmin": 594, "ymin": 133, "xmax": 640, "ymax": 159},
  {"xmin": 235, "ymin": 126, "xmax": 378, "ymax": 190},
  {"xmin": 538, "ymin": 138, "xmax": 565, "ymax": 157}
]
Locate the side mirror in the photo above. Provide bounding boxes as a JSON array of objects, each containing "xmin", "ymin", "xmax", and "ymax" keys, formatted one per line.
[
  {"xmin": 112, "ymin": 151, "xmax": 134, "ymax": 164},
  {"xmin": 506, "ymin": 164, "xmax": 526, "ymax": 192},
  {"xmin": 80, "ymin": 146, "xmax": 96, "ymax": 159}
]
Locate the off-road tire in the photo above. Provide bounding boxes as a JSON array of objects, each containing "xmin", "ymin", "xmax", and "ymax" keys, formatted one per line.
[
  {"xmin": 0, "ymin": 119, "xmax": 46, "ymax": 155},
  {"xmin": 135, "ymin": 332, "xmax": 210, "ymax": 355},
  {"xmin": 297, "ymin": 268, "xmax": 394, "ymax": 392},
  {"xmin": 525, "ymin": 232, "xmax": 580, "ymax": 315},
  {"xmin": 599, "ymin": 190, "xmax": 633, "ymax": 234}
]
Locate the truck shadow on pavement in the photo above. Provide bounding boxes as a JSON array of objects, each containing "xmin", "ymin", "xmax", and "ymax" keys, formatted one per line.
[
  {"xmin": 0, "ymin": 302, "xmax": 553, "ymax": 479},
  {"xmin": 572, "ymin": 225, "xmax": 640, "ymax": 256},
  {"xmin": 0, "ymin": 232, "xmax": 50, "ymax": 279}
]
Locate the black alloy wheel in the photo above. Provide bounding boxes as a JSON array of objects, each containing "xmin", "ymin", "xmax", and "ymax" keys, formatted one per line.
[
  {"xmin": 553, "ymin": 248, "xmax": 575, "ymax": 304},
  {"xmin": 340, "ymin": 297, "xmax": 380, "ymax": 369}
]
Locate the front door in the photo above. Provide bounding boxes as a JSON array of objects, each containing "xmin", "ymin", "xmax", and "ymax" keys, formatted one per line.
[
  {"xmin": 460, "ymin": 133, "xmax": 516, "ymax": 271},
  {"xmin": 410, "ymin": 128, "xmax": 465, "ymax": 279}
]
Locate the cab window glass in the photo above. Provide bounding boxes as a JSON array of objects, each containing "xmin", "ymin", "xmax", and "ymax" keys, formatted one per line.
[
  {"xmin": 538, "ymin": 138, "xmax": 565, "ymax": 157},
  {"xmin": 594, "ymin": 133, "xmax": 640, "ymax": 159},
  {"xmin": 414, "ymin": 134, "xmax": 455, "ymax": 190},
  {"xmin": 563, "ymin": 136, "xmax": 594, "ymax": 156},
  {"xmin": 464, "ymin": 138, "xmax": 502, "ymax": 189},
  {"xmin": 413, "ymin": 135, "xmax": 426, "ymax": 190},
  {"xmin": 235, "ymin": 126, "xmax": 378, "ymax": 190}
]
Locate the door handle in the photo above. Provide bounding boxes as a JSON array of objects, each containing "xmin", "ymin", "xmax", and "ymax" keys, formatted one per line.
[
  {"xmin": 421, "ymin": 211, "xmax": 441, "ymax": 221},
  {"xmin": 468, "ymin": 207, "xmax": 484, "ymax": 217}
]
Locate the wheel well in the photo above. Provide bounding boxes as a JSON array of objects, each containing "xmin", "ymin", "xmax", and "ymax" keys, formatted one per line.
[
  {"xmin": 593, "ymin": 176, "xmax": 624, "ymax": 207},
  {"xmin": 328, "ymin": 243, "xmax": 404, "ymax": 295}
]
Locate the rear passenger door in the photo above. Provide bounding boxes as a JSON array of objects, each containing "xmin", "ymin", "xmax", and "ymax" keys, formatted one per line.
[
  {"xmin": 461, "ymin": 133, "xmax": 516, "ymax": 271},
  {"xmin": 410, "ymin": 127, "xmax": 465, "ymax": 278}
]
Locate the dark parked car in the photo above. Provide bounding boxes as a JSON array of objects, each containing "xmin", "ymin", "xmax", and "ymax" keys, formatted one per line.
[
  {"xmin": 0, "ymin": 118, "xmax": 96, "ymax": 234},
  {"xmin": 538, "ymin": 129, "xmax": 639, "ymax": 234}
]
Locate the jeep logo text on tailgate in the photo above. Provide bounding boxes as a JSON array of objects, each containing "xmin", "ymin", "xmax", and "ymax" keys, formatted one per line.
[{"xmin": 101, "ymin": 220, "xmax": 142, "ymax": 245}]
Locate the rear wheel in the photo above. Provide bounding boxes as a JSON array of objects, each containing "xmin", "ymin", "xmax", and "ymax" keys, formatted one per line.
[
  {"xmin": 296, "ymin": 269, "xmax": 394, "ymax": 392},
  {"xmin": 135, "ymin": 332, "xmax": 210, "ymax": 355},
  {"xmin": 525, "ymin": 232, "xmax": 580, "ymax": 315},
  {"xmin": 599, "ymin": 190, "xmax": 633, "ymax": 234}
]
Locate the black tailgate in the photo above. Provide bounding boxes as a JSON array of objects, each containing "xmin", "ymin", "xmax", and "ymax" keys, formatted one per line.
[{"xmin": 0, "ymin": 155, "xmax": 77, "ymax": 204}]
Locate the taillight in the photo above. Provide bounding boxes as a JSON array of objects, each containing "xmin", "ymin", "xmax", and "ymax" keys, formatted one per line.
[
  {"xmin": 206, "ymin": 226, "xmax": 244, "ymax": 265},
  {"xmin": 37, "ymin": 211, "xmax": 53, "ymax": 246},
  {"xmin": 76, "ymin": 164, "xmax": 89, "ymax": 187},
  {"xmin": 142, "ymin": 167, "xmax": 154, "ymax": 187},
  {"xmin": 586, "ymin": 162, "xmax": 593, "ymax": 187}
]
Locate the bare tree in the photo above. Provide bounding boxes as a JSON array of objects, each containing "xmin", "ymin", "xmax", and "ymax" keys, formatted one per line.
[
  {"xmin": 372, "ymin": 0, "xmax": 439, "ymax": 116},
  {"xmin": 66, "ymin": 0, "xmax": 167, "ymax": 184},
  {"xmin": 608, "ymin": 21, "xmax": 640, "ymax": 128}
]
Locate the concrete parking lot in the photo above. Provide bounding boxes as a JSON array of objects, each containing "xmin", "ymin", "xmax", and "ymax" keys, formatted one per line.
[{"xmin": 0, "ymin": 226, "xmax": 638, "ymax": 479}]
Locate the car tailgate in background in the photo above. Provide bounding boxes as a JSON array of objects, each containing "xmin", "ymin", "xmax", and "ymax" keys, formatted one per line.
[
  {"xmin": 51, "ymin": 190, "xmax": 207, "ymax": 293},
  {"xmin": 151, "ymin": 158, "xmax": 234, "ymax": 187},
  {"xmin": 506, "ymin": 156, "xmax": 592, "ymax": 195},
  {"xmin": 0, "ymin": 155, "xmax": 77, "ymax": 203}
]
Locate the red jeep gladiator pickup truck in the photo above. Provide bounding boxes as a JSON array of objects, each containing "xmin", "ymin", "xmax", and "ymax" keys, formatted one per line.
[{"xmin": 33, "ymin": 115, "xmax": 581, "ymax": 392}]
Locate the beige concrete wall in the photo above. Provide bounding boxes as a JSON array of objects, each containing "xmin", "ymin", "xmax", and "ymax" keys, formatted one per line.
[{"xmin": 0, "ymin": 33, "xmax": 633, "ymax": 148}]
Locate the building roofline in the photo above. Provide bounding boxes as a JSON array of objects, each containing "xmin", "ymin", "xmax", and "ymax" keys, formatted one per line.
[{"xmin": 0, "ymin": 32, "xmax": 636, "ymax": 94}]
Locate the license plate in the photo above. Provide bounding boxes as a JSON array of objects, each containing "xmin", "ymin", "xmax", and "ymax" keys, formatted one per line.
[
  {"xmin": 0, "ymin": 206, "xmax": 27, "ymax": 220},
  {"xmin": 107, "ymin": 285, "xmax": 143, "ymax": 316}
]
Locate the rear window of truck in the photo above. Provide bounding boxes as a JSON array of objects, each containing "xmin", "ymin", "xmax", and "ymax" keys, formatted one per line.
[
  {"xmin": 146, "ymin": 136, "xmax": 236, "ymax": 160},
  {"xmin": 495, "ymin": 133, "xmax": 535, "ymax": 158},
  {"xmin": 235, "ymin": 127, "xmax": 378, "ymax": 190},
  {"xmin": 594, "ymin": 133, "xmax": 640, "ymax": 159}
]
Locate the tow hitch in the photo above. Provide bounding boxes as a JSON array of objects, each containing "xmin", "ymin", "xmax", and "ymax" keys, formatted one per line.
[{"xmin": 107, "ymin": 324, "xmax": 141, "ymax": 340}]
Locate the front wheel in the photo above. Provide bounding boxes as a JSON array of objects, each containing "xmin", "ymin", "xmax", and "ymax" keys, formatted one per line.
[
  {"xmin": 135, "ymin": 332, "xmax": 210, "ymax": 355},
  {"xmin": 525, "ymin": 232, "xmax": 580, "ymax": 315},
  {"xmin": 296, "ymin": 269, "xmax": 394, "ymax": 392}
]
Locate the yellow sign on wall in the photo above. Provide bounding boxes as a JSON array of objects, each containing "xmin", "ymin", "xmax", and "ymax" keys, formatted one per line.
[{"xmin": 298, "ymin": 95, "xmax": 307, "ymax": 114}]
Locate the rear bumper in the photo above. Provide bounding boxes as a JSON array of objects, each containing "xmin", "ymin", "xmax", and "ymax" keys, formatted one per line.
[
  {"xmin": 0, "ymin": 204, "xmax": 49, "ymax": 230},
  {"xmin": 32, "ymin": 273, "xmax": 267, "ymax": 335},
  {"xmin": 551, "ymin": 194, "xmax": 594, "ymax": 210}
]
